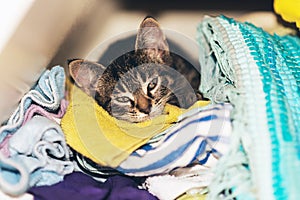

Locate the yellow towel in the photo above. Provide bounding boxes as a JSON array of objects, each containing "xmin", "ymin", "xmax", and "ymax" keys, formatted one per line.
[{"xmin": 61, "ymin": 84, "xmax": 210, "ymax": 167}]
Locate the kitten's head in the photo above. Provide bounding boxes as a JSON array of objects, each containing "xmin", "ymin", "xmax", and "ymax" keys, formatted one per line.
[{"xmin": 69, "ymin": 17, "xmax": 194, "ymax": 122}]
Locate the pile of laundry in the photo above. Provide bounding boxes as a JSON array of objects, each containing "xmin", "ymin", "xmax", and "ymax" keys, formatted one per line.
[
  {"xmin": 0, "ymin": 63, "xmax": 232, "ymax": 200},
  {"xmin": 0, "ymin": 66, "xmax": 73, "ymax": 199},
  {"xmin": 2, "ymin": 14, "xmax": 299, "ymax": 200}
]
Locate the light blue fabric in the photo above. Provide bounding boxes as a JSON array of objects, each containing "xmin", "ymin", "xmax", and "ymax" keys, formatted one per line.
[
  {"xmin": 197, "ymin": 16, "xmax": 300, "ymax": 200},
  {"xmin": 0, "ymin": 66, "xmax": 65, "ymax": 143},
  {"xmin": 0, "ymin": 116, "xmax": 74, "ymax": 196},
  {"xmin": 117, "ymin": 103, "xmax": 232, "ymax": 176},
  {"xmin": 0, "ymin": 152, "xmax": 29, "ymax": 196}
]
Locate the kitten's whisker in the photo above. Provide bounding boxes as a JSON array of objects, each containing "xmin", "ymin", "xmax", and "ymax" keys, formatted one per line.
[{"xmin": 156, "ymin": 95, "xmax": 169, "ymax": 105}]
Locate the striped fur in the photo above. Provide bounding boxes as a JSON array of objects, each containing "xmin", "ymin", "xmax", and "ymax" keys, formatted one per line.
[{"xmin": 69, "ymin": 17, "xmax": 202, "ymax": 122}]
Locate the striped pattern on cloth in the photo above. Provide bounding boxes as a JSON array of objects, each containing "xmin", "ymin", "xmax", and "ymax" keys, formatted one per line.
[
  {"xmin": 117, "ymin": 103, "xmax": 232, "ymax": 177},
  {"xmin": 197, "ymin": 16, "xmax": 300, "ymax": 200}
]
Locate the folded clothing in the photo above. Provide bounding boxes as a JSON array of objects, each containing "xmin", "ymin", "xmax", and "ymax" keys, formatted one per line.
[
  {"xmin": 70, "ymin": 103, "xmax": 232, "ymax": 199},
  {"xmin": 143, "ymin": 165, "xmax": 211, "ymax": 200},
  {"xmin": 197, "ymin": 15, "xmax": 300, "ymax": 200},
  {"xmin": 0, "ymin": 116, "xmax": 74, "ymax": 196},
  {"xmin": 117, "ymin": 103, "xmax": 232, "ymax": 177},
  {"xmin": 0, "ymin": 99, "xmax": 68, "ymax": 158},
  {"xmin": 0, "ymin": 190, "xmax": 33, "ymax": 200},
  {"xmin": 0, "ymin": 66, "xmax": 65, "ymax": 143},
  {"xmin": 22, "ymin": 99, "xmax": 68, "ymax": 126},
  {"xmin": 61, "ymin": 84, "xmax": 210, "ymax": 168},
  {"xmin": 0, "ymin": 66, "xmax": 70, "ymax": 196}
]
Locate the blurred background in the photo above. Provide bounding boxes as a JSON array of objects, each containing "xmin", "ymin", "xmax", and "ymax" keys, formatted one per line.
[{"xmin": 0, "ymin": 0, "xmax": 289, "ymax": 124}]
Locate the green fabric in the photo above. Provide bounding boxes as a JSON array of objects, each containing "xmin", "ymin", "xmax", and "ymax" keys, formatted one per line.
[{"xmin": 197, "ymin": 16, "xmax": 300, "ymax": 200}]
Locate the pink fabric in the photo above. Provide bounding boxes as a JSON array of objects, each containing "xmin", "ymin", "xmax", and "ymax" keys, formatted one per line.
[
  {"xmin": 0, "ymin": 135, "xmax": 12, "ymax": 157},
  {"xmin": 0, "ymin": 99, "xmax": 68, "ymax": 157},
  {"xmin": 22, "ymin": 99, "xmax": 68, "ymax": 126}
]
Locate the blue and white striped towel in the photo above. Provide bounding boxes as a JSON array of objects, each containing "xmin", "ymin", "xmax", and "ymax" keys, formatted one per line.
[{"xmin": 117, "ymin": 103, "xmax": 232, "ymax": 176}]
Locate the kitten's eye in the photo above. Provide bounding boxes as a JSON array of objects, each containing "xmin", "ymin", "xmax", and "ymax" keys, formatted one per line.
[
  {"xmin": 116, "ymin": 96, "xmax": 130, "ymax": 103},
  {"xmin": 148, "ymin": 77, "xmax": 158, "ymax": 91}
]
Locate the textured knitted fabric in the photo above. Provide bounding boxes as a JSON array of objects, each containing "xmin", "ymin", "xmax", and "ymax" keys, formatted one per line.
[{"xmin": 197, "ymin": 15, "xmax": 300, "ymax": 200}]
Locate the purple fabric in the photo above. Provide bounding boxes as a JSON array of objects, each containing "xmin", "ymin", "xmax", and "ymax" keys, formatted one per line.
[{"xmin": 29, "ymin": 172, "xmax": 157, "ymax": 200}]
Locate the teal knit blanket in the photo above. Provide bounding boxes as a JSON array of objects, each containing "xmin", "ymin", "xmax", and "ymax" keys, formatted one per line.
[{"xmin": 197, "ymin": 16, "xmax": 300, "ymax": 200}]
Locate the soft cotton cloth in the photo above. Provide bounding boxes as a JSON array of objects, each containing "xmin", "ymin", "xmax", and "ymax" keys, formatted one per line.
[
  {"xmin": 70, "ymin": 103, "xmax": 231, "ymax": 199},
  {"xmin": 0, "ymin": 99, "xmax": 68, "ymax": 159},
  {"xmin": 0, "ymin": 66, "xmax": 67, "ymax": 196},
  {"xmin": 117, "ymin": 103, "xmax": 232, "ymax": 176},
  {"xmin": 70, "ymin": 149, "xmax": 125, "ymax": 182},
  {"xmin": 143, "ymin": 165, "xmax": 212, "ymax": 200},
  {"xmin": 197, "ymin": 15, "xmax": 300, "ymax": 200},
  {"xmin": 29, "ymin": 172, "xmax": 158, "ymax": 200},
  {"xmin": 61, "ymin": 85, "xmax": 210, "ymax": 167},
  {"xmin": 0, "ymin": 66, "xmax": 65, "ymax": 143},
  {"xmin": 0, "ymin": 116, "xmax": 74, "ymax": 196},
  {"xmin": 0, "ymin": 190, "xmax": 33, "ymax": 200},
  {"xmin": 0, "ymin": 135, "xmax": 11, "ymax": 157},
  {"xmin": 0, "ymin": 151, "xmax": 29, "ymax": 196},
  {"xmin": 22, "ymin": 99, "xmax": 68, "ymax": 126}
]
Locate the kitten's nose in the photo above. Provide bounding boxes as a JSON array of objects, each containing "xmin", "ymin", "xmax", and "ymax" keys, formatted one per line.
[
  {"xmin": 136, "ymin": 93, "xmax": 151, "ymax": 114},
  {"xmin": 139, "ymin": 105, "xmax": 151, "ymax": 114}
]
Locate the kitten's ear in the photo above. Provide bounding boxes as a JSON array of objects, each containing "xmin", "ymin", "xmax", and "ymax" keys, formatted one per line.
[
  {"xmin": 135, "ymin": 16, "xmax": 169, "ymax": 60},
  {"xmin": 68, "ymin": 59, "xmax": 105, "ymax": 96}
]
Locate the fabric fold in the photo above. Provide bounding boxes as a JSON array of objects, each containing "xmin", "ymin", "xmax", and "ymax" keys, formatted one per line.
[
  {"xmin": 117, "ymin": 103, "xmax": 232, "ymax": 177},
  {"xmin": 197, "ymin": 15, "xmax": 300, "ymax": 200},
  {"xmin": 0, "ymin": 116, "xmax": 74, "ymax": 196},
  {"xmin": 22, "ymin": 99, "xmax": 68, "ymax": 126},
  {"xmin": 29, "ymin": 172, "xmax": 158, "ymax": 200},
  {"xmin": 0, "ymin": 66, "xmax": 65, "ymax": 143},
  {"xmin": 143, "ymin": 165, "xmax": 212, "ymax": 200}
]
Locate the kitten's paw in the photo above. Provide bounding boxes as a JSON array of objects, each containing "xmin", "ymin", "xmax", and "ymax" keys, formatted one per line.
[{"xmin": 195, "ymin": 91, "xmax": 207, "ymax": 101}]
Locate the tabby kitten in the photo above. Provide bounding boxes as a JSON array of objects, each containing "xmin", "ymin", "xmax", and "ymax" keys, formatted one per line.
[{"xmin": 68, "ymin": 16, "xmax": 203, "ymax": 123}]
